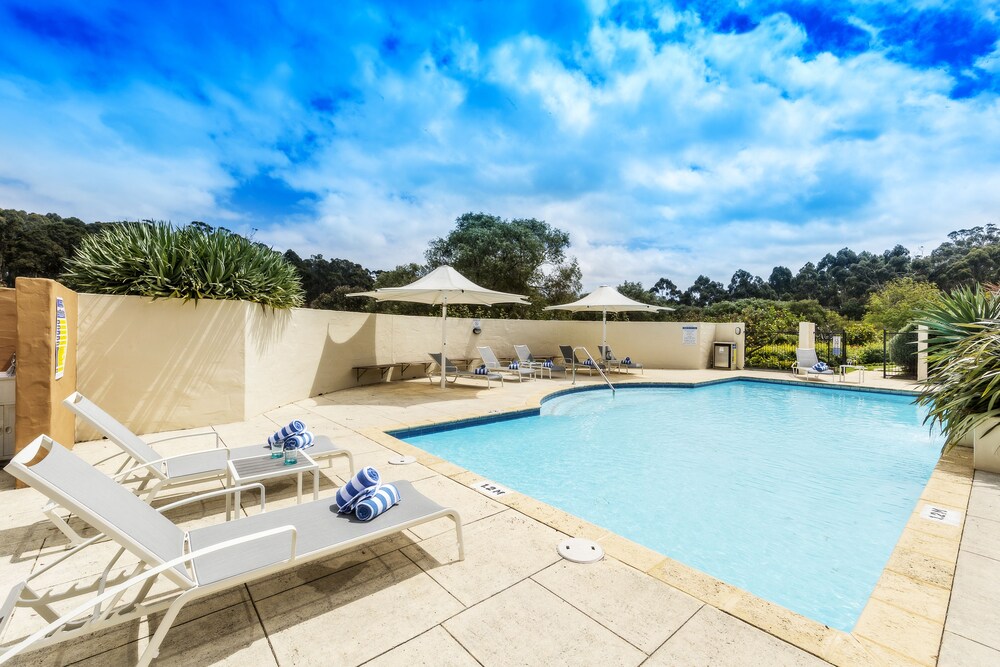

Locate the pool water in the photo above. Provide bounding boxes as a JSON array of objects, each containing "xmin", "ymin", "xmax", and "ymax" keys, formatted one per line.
[{"xmin": 400, "ymin": 381, "xmax": 943, "ymax": 631}]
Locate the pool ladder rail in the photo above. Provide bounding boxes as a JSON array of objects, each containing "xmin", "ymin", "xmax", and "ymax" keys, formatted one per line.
[{"xmin": 571, "ymin": 346, "xmax": 615, "ymax": 394}]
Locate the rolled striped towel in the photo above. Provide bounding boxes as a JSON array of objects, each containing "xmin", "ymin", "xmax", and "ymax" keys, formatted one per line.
[
  {"xmin": 542, "ymin": 359, "xmax": 553, "ymax": 368},
  {"xmin": 284, "ymin": 431, "xmax": 314, "ymax": 450},
  {"xmin": 267, "ymin": 420, "xmax": 306, "ymax": 446},
  {"xmin": 583, "ymin": 358, "xmax": 595, "ymax": 366},
  {"xmin": 474, "ymin": 365, "xmax": 489, "ymax": 375},
  {"xmin": 812, "ymin": 362, "xmax": 829, "ymax": 372},
  {"xmin": 623, "ymin": 357, "xmax": 631, "ymax": 365},
  {"xmin": 508, "ymin": 360, "xmax": 519, "ymax": 370},
  {"xmin": 335, "ymin": 466, "xmax": 381, "ymax": 513},
  {"xmin": 354, "ymin": 484, "xmax": 400, "ymax": 522}
]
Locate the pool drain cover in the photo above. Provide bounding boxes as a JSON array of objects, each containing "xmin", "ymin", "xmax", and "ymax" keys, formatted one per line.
[
  {"xmin": 557, "ymin": 538, "xmax": 604, "ymax": 564},
  {"xmin": 388, "ymin": 455, "xmax": 417, "ymax": 465}
]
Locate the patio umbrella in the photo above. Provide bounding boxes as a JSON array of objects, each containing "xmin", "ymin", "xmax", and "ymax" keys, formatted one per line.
[
  {"xmin": 544, "ymin": 285, "xmax": 674, "ymax": 358},
  {"xmin": 349, "ymin": 266, "xmax": 530, "ymax": 388}
]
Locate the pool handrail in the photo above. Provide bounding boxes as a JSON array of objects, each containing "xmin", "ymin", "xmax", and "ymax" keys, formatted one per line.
[{"xmin": 571, "ymin": 346, "xmax": 615, "ymax": 394}]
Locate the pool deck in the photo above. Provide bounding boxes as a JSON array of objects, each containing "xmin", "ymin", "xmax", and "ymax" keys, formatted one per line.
[{"xmin": 0, "ymin": 368, "xmax": 994, "ymax": 666}]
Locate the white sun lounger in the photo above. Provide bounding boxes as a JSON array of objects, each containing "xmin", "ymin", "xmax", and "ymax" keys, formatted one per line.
[
  {"xmin": 0, "ymin": 435, "xmax": 463, "ymax": 667},
  {"xmin": 428, "ymin": 353, "xmax": 504, "ymax": 388},
  {"xmin": 52, "ymin": 392, "xmax": 354, "ymax": 544},
  {"xmin": 477, "ymin": 346, "xmax": 534, "ymax": 382},
  {"xmin": 513, "ymin": 344, "xmax": 565, "ymax": 378},
  {"xmin": 792, "ymin": 348, "xmax": 835, "ymax": 379},
  {"xmin": 599, "ymin": 346, "xmax": 644, "ymax": 374}
]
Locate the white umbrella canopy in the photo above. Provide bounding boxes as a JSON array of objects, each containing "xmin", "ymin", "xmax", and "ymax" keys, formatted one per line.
[
  {"xmin": 349, "ymin": 265, "xmax": 531, "ymax": 388},
  {"xmin": 544, "ymin": 285, "xmax": 674, "ymax": 357}
]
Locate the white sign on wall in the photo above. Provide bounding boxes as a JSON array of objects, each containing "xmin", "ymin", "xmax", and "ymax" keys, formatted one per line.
[{"xmin": 682, "ymin": 325, "xmax": 698, "ymax": 346}]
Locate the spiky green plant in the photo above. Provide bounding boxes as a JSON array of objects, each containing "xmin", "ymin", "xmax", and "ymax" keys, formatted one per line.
[
  {"xmin": 62, "ymin": 222, "xmax": 304, "ymax": 309},
  {"xmin": 916, "ymin": 285, "xmax": 1000, "ymax": 450}
]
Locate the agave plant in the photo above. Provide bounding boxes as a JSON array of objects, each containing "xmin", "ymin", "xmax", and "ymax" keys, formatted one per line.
[
  {"xmin": 62, "ymin": 222, "xmax": 304, "ymax": 309},
  {"xmin": 916, "ymin": 284, "xmax": 1000, "ymax": 450}
]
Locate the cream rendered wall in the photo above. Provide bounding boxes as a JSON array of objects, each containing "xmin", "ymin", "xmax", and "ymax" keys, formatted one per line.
[
  {"xmin": 76, "ymin": 293, "xmax": 746, "ymax": 436},
  {"xmin": 77, "ymin": 294, "xmax": 247, "ymax": 438}
]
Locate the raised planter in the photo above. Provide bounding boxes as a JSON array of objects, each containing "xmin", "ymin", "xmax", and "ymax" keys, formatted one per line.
[{"xmin": 973, "ymin": 417, "xmax": 1000, "ymax": 473}]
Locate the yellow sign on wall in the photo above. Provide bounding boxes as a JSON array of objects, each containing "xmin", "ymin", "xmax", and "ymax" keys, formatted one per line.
[{"xmin": 55, "ymin": 297, "xmax": 67, "ymax": 380}]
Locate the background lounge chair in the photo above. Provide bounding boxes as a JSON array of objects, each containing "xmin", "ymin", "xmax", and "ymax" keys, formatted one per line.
[
  {"xmin": 513, "ymin": 344, "xmax": 565, "ymax": 378},
  {"xmin": 559, "ymin": 345, "xmax": 607, "ymax": 375},
  {"xmin": 599, "ymin": 345, "xmax": 644, "ymax": 374},
  {"xmin": 477, "ymin": 346, "xmax": 533, "ymax": 382},
  {"xmin": 793, "ymin": 348, "xmax": 835, "ymax": 379},
  {"xmin": 428, "ymin": 353, "xmax": 503, "ymax": 388},
  {"xmin": 0, "ymin": 435, "xmax": 463, "ymax": 667}
]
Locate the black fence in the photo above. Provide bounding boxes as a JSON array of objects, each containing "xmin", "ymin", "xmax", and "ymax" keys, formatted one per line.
[
  {"xmin": 747, "ymin": 330, "xmax": 847, "ymax": 370},
  {"xmin": 883, "ymin": 330, "xmax": 919, "ymax": 379}
]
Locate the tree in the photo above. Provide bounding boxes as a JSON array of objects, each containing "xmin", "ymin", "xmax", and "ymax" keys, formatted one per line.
[
  {"xmin": 283, "ymin": 251, "xmax": 375, "ymax": 310},
  {"xmin": 728, "ymin": 269, "xmax": 775, "ymax": 300},
  {"xmin": 682, "ymin": 275, "xmax": 726, "ymax": 307},
  {"xmin": 863, "ymin": 277, "xmax": 941, "ymax": 331},
  {"xmin": 1, "ymin": 209, "xmax": 94, "ymax": 286},
  {"xmin": 914, "ymin": 225, "xmax": 1000, "ymax": 291},
  {"xmin": 651, "ymin": 277, "xmax": 682, "ymax": 303},
  {"xmin": 768, "ymin": 266, "xmax": 793, "ymax": 299},
  {"xmin": 425, "ymin": 212, "xmax": 581, "ymax": 316}
]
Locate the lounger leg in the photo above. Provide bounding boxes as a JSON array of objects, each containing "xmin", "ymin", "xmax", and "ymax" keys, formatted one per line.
[
  {"xmin": 44, "ymin": 503, "xmax": 86, "ymax": 548},
  {"xmin": 448, "ymin": 510, "xmax": 465, "ymax": 561},
  {"xmin": 137, "ymin": 591, "xmax": 195, "ymax": 667}
]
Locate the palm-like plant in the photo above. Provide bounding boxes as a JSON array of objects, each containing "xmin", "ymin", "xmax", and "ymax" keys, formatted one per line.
[
  {"xmin": 916, "ymin": 284, "xmax": 1000, "ymax": 450},
  {"xmin": 63, "ymin": 222, "xmax": 304, "ymax": 309}
]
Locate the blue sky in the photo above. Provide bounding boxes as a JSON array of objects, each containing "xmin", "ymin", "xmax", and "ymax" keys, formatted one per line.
[{"xmin": 1, "ymin": 1, "xmax": 998, "ymax": 290}]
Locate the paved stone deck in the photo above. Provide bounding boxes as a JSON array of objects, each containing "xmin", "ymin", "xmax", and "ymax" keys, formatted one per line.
[{"xmin": 0, "ymin": 368, "xmax": 991, "ymax": 666}]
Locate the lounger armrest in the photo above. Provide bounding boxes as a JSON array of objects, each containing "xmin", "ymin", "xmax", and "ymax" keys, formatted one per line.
[
  {"xmin": 113, "ymin": 448, "xmax": 231, "ymax": 481},
  {"xmin": 146, "ymin": 431, "xmax": 223, "ymax": 449},
  {"xmin": 0, "ymin": 526, "xmax": 298, "ymax": 664},
  {"xmin": 156, "ymin": 484, "xmax": 267, "ymax": 514}
]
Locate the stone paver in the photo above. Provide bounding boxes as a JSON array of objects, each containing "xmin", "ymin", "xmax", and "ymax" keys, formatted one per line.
[
  {"xmin": 0, "ymin": 368, "xmax": 991, "ymax": 665},
  {"xmin": 643, "ymin": 605, "xmax": 828, "ymax": 666}
]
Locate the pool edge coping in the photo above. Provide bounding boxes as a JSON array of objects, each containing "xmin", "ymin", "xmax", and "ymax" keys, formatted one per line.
[{"xmin": 375, "ymin": 374, "xmax": 972, "ymax": 667}]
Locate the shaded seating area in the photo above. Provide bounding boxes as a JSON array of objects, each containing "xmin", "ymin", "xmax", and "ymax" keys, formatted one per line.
[
  {"xmin": 428, "ymin": 353, "xmax": 504, "ymax": 388},
  {"xmin": 0, "ymin": 435, "xmax": 464, "ymax": 667},
  {"xmin": 599, "ymin": 346, "xmax": 644, "ymax": 374}
]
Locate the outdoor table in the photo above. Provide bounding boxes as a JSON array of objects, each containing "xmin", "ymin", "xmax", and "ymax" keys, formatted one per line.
[{"xmin": 226, "ymin": 451, "xmax": 319, "ymax": 520}]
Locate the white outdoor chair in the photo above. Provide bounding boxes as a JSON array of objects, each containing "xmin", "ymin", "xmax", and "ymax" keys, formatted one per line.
[
  {"xmin": 477, "ymin": 346, "xmax": 534, "ymax": 382},
  {"xmin": 598, "ymin": 345, "xmax": 644, "ymax": 374},
  {"xmin": 428, "ymin": 353, "xmax": 504, "ymax": 388},
  {"xmin": 513, "ymin": 344, "xmax": 565, "ymax": 378},
  {"xmin": 792, "ymin": 348, "xmax": 835, "ymax": 379},
  {"xmin": 51, "ymin": 392, "xmax": 355, "ymax": 544},
  {"xmin": 0, "ymin": 435, "xmax": 463, "ymax": 667}
]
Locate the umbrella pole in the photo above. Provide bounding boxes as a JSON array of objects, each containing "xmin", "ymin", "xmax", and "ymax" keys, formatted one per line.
[
  {"xmin": 602, "ymin": 307, "xmax": 607, "ymax": 360},
  {"xmin": 440, "ymin": 299, "xmax": 448, "ymax": 389}
]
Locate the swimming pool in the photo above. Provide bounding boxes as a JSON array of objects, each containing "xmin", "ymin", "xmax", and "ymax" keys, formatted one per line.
[{"xmin": 397, "ymin": 380, "xmax": 943, "ymax": 631}]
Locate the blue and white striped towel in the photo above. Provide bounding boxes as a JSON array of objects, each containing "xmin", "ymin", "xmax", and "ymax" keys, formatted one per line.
[
  {"xmin": 812, "ymin": 362, "xmax": 829, "ymax": 372},
  {"xmin": 508, "ymin": 360, "xmax": 519, "ymax": 370},
  {"xmin": 623, "ymin": 357, "xmax": 632, "ymax": 365},
  {"xmin": 283, "ymin": 431, "xmax": 314, "ymax": 450},
  {"xmin": 267, "ymin": 420, "xmax": 306, "ymax": 446},
  {"xmin": 354, "ymin": 484, "xmax": 400, "ymax": 522},
  {"xmin": 583, "ymin": 358, "xmax": 595, "ymax": 366},
  {"xmin": 542, "ymin": 359, "xmax": 553, "ymax": 368},
  {"xmin": 335, "ymin": 466, "xmax": 381, "ymax": 513},
  {"xmin": 474, "ymin": 365, "xmax": 489, "ymax": 375}
]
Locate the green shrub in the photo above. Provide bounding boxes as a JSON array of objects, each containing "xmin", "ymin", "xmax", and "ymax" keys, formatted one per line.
[
  {"xmin": 856, "ymin": 345, "xmax": 885, "ymax": 365},
  {"xmin": 887, "ymin": 326, "xmax": 918, "ymax": 374},
  {"xmin": 63, "ymin": 222, "xmax": 304, "ymax": 309}
]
